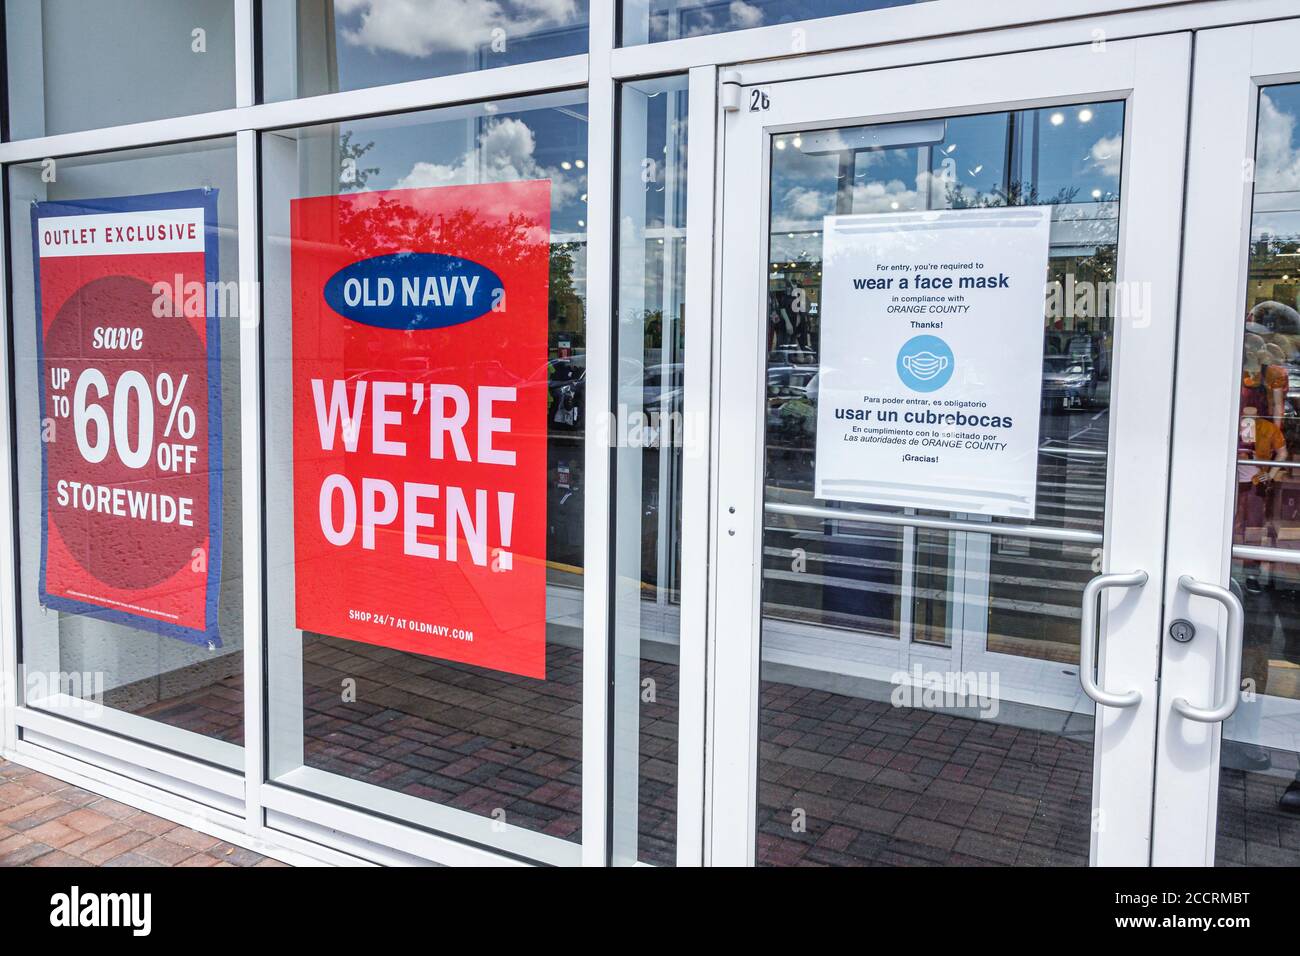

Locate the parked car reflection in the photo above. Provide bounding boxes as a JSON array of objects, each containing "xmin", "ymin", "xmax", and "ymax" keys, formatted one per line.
[{"xmin": 1040, "ymin": 353, "xmax": 1098, "ymax": 410}]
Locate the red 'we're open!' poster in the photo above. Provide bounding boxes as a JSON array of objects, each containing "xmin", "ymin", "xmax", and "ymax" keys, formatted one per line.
[{"xmin": 291, "ymin": 182, "xmax": 551, "ymax": 679}]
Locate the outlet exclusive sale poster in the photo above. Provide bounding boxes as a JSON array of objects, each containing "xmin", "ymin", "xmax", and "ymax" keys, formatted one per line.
[{"xmin": 33, "ymin": 189, "xmax": 223, "ymax": 646}]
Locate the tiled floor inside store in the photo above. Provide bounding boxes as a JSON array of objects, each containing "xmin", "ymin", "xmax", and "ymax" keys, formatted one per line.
[{"xmin": 0, "ymin": 759, "xmax": 280, "ymax": 867}]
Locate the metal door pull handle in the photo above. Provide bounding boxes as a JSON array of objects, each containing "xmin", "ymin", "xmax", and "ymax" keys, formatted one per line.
[
  {"xmin": 1078, "ymin": 570, "xmax": 1147, "ymax": 708},
  {"xmin": 1171, "ymin": 575, "xmax": 1244, "ymax": 723}
]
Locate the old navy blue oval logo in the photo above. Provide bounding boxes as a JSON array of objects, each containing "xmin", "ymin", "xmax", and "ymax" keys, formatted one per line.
[{"xmin": 324, "ymin": 252, "xmax": 502, "ymax": 330}]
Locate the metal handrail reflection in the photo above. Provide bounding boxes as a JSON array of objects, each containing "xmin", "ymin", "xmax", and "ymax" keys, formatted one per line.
[{"xmin": 762, "ymin": 501, "xmax": 1103, "ymax": 544}]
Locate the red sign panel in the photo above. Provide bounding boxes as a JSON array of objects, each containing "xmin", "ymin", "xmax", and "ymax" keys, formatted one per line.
[
  {"xmin": 34, "ymin": 190, "xmax": 222, "ymax": 645},
  {"xmin": 291, "ymin": 182, "xmax": 551, "ymax": 679}
]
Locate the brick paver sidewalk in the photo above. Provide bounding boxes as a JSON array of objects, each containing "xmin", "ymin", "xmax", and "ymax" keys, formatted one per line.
[{"xmin": 0, "ymin": 759, "xmax": 284, "ymax": 867}]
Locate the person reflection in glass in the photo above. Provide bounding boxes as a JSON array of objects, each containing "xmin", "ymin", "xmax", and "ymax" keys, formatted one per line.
[
  {"xmin": 1236, "ymin": 302, "xmax": 1300, "ymax": 811},
  {"xmin": 768, "ymin": 276, "xmax": 814, "ymax": 353}
]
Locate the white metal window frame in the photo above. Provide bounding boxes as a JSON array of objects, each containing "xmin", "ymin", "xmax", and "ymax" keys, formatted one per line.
[
  {"xmin": 1154, "ymin": 16, "xmax": 1300, "ymax": 867},
  {"xmin": 0, "ymin": 0, "xmax": 1293, "ymax": 868}
]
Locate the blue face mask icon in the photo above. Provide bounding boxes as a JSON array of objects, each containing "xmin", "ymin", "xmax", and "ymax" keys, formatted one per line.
[{"xmin": 896, "ymin": 335, "xmax": 955, "ymax": 392}]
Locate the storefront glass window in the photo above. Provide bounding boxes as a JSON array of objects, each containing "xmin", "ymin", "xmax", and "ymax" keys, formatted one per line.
[
  {"xmin": 4, "ymin": 0, "xmax": 236, "ymax": 139},
  {"xmin": 1222, "ymin": 81, "xmax": 1300, "ymax": 865},
  {"xmin": 612, "ymin": 75, "xmax": 689, "ymax": 866},
  {"xmin": 7, "ymin": 139, "xmax": 243, "ymax": 766},
  {"xmin": 757, "ymin": 102, "xmax": 1123, "ymax": 865},
  {"xmin": 261, "ymin": 91, "xmax": 588, "ymax": 862},
  {"xmin": 261, "ymin": 0, "xmax": 589, "ymax": 102},
  {"xmin": 765, "ymin": 102, "xmax": 1122, "ymax": 652},
  {"xmin": 619, "ymin": 0, "xmax": 926, "ymax": 45}
]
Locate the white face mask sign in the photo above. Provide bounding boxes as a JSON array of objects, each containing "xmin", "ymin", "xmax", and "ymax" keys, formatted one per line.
[
  {"xmin": 901, "ymin": 349, "xmax": 949, "ymax": 381},
  {"xmin": 814, "ymin": 206, "xmax": 1051, "ymax": 519}
]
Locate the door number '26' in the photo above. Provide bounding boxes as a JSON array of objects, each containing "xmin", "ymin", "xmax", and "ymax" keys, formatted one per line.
[{"xmin": 749, "ymin": 89, "xmax": 770, "ymax": 112}]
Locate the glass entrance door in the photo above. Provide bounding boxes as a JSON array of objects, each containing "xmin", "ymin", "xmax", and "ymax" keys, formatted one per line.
[
  {"xmin": 708, "ymin": 36, "xmax": 1193, "ymax": 866},
  {"xmin": 1156, "ymin": 18, "xmax": 1300, "ymax": 867}
]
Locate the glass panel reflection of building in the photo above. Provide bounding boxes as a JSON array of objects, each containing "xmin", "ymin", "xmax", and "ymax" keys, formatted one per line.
[
  {"xmin": 1220, "ymin": 82, "xmax": 1300, "ymax": 866},
  {"xmin": 763, "ymin": 104, "xmax": 1122, "ymax": 660},
  {"xmin": 621, "ymin": 0, "xmax": 930, "ymax": 45},
  {"xmin": 755, "ymin": 104, "xmax": 1123, "ymax": 866}
]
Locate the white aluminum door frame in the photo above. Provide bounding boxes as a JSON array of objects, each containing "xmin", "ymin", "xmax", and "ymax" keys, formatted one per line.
[
  {"xmin": 1154, "ymin": 18, "xmax": 1300, "ymax": 867},
  {"xmin": 708, "ymin": 34, "xmax": 1192, "ymax": 866}
]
